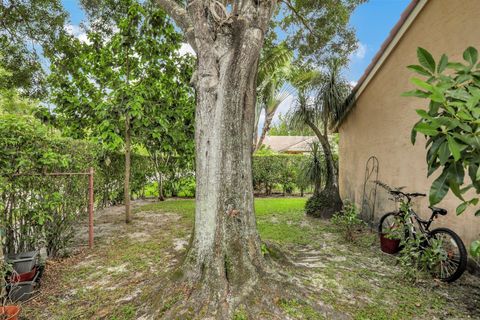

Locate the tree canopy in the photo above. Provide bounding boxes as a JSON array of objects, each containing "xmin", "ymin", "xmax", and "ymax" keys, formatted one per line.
[{"xmin": 0, "ymin": 0, "xmax": 67, "ymax": 97}]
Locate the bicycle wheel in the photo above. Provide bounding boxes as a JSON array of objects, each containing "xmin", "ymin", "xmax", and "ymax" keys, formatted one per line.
[
  {"xmin": 378, "ymin": 212, "xmax": 408, "ymax": 240},
  {"xmin": 428, "ymin": 228, "xmax": 467, "ymax": 283}
]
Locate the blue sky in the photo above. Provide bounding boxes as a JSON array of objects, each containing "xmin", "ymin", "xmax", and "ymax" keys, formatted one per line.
[
  {"xmin": 60, "ymin": 0, "xmax": 411, "ymax": 123},
  {"xmin": 61, "ymin": 0, "xmax": 410, "ymax": 83},
  {"xmin": 345, "ymin": 0, "xmax": 410, "ymax": 85}
]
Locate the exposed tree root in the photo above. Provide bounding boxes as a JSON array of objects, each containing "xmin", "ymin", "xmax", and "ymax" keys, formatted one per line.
[{"xmin": 146, "ymin": 243, "xmax": 348, "ymax": 320}]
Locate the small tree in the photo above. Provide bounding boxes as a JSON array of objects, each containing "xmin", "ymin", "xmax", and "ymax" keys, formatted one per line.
[
  {"xmin": 290, "ymin": 60, "xmax": 350, "ymax": 218},
  {"xmin": 49, "ymin": 0, "xmax": 192, "ymax": 223},
  {"xmin": 301, "ymin": 142, "xmax": 324, "ymax": 196},
  {"xmin": 255, "ymin": 43, "xmax": 294, "ymax": 150},
  {"xmin": 404, "ymin": 46, "xmax": 480, "ymax": 215}
]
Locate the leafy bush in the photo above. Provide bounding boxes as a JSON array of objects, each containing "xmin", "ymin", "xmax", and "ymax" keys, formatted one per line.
[
  {"xmin": 331, "ymin": 201, "xmax": 364, "ymax": 241},
  {"xmin": 253, "ymin": 153, "xmax": 309, "ymax": 195},
  {"xmin": 397, "ymin": 232, "xmax": 446, "ymax": 282},
  {"xmin": 0, "ymin": 114, "xmax": 154, "ymax": 256},
  {"xmin": 0, "ymin": 115, "xmax": 96, "ymax": 256},
  {"xmin": 404, "ymin": 46, "xmax": 480, "ymax": 215}
]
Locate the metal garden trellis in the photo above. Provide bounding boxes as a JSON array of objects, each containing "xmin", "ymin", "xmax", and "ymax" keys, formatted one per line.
[{"xmin": 12, "ymin": 167, "xmax": 95, "ymax": 248}]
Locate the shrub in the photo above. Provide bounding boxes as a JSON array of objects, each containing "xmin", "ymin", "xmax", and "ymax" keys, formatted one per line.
[
  {"xmin": 252, "ymin": 153, "xmax": 309, "ymax": 195},
  {"xmin": 331, "ymin": 201, "xmax": 364, "ymax": 241},
  {"xmin": 0, "ymin": 114, "xmax": 155, "ymax": 256},
  {"xmin": 394, "ymin": 210, "xmax": 446, "ymax": 282},
  {"xmin": 0, "ymin": 115, "xmax": 96, "ymax": 256}
]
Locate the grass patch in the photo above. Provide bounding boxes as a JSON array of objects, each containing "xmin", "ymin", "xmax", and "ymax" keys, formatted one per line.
[
  {"xmin": 24, "ymin": 197, "xmax": 479, "ymax": 319},
  {"xmin": 279, "ymin": 299, "xmax": 325, "ymax": 320}
]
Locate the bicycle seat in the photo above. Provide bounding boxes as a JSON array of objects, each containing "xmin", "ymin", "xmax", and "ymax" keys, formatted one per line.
[{"xmin": 430, "ymin": 206, "xmax": 447, "ymax": 216}]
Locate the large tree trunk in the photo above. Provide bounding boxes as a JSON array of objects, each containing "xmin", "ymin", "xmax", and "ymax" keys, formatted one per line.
[
  {"xmin": 152, "ymin": 0, "xmax": 276, "ymax": 317},
  {"xmin": 124, "ymin": 115, "xmax": 132, "ymax": 224},
  {"xmin": 180, "ymin": 25, "xmax": 269, "ymax": 318},
  {"xmin": 255, "ymin": 110, "xmax": 274, "ymax": 151}
]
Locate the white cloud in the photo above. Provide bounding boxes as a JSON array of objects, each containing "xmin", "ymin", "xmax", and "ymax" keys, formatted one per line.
[
  {"xmin": 348, "ymin": 42, "xmax": 367, "ymax": 62},
  {"xmin": 355, "ymin": 42, "xmax": 367, "ymax": 59},
  {"xmin": 349, "ymin": 80, "xmax": 358, "ymax": 88},
  {"xmin": 179, "ymin": 43, "xmax": 196, "ymax": 57},
  {"xmin": 64, "ymin": 24, "xmax": 90, "ymax": 44}
]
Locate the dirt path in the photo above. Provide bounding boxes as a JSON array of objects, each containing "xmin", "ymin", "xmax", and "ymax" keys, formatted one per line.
[{"xmin": 23, "ymin": 200, "xmax": 190, "ymax": 320}]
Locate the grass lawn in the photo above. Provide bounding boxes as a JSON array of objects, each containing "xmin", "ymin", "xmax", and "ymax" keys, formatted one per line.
[{"xmin": 23, "ymin": 197, "xmax": 479, "ymax": 319}]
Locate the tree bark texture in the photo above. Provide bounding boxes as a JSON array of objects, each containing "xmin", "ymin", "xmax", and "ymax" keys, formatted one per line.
[
  {"xmin": 255, "ymin": 110, "xmax": 275, "ymax": 151},
  {"xmin": 306, "ymin": 119, "xmax": 337, "ymax": 189},
  {"xmin": 154, "ymin": 0, "xmax": 277, "ymax": 317}
]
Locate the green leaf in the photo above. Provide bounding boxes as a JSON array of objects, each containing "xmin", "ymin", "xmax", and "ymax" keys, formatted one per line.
[
  {"xmin": 415, "ymin": 109, "xmax": 433, "ymax": 120},
  {"xmin": 456, "ymin": 202, "xmax": 468, "ymax": 215},
  {"xmin": 429, "ymin": 169, "xmax": 450, "ymax": 205},
  {"xmin": 446, "ymin": 135, "xmax": 461, "ymax": 161},
  {"xmin": 449, "ymin": 180, "xmax": 464, "ymax": 200},
  {"xmin": 430, "ymin": 86, "xmax": 445, "ymax": 103},
  {"xmin": 410, "ymin": 77, "xmax": 433, "ymax": 92},
  {"xmin": 463, "ymin": 46, "xmax": 478, "ymax": 66},
  {"xmin": 447, "ymin": 62, "xmax": 466, "ymax": 71},
  {"xmin": 438, "ymin": 142, "xmax": 450, "ymax": 165},
  {"xmin": 410, "ymin": 127, "xmax": 417, "ymax": 145},
  {"xmin": 449, "ymin": 161, "xmax": 465, "ymax": 186},
  {"xmin": 401, "ymin": 90, "xmax": 430, "ymax": 98},
  {"xmin": 469, "ymin": 164, "xmax": 480, "ymax": 190},
  {"xmin": 476, "ymin": 209, "xmax": 480, "ymax": 217},
  {"xmin": 414, "ymin": 122, "xmax": 438, "ymax": 136},
  {"xmin": 437, "ymin": 54, "xmax": 448, "ymax": 73},
  {"xmin": 471, "ymin": 240, "xmax": 480, "ymax": 257},
  {"xmin": 407, "ymin": 65, "xmax": 432, "ymax": 77},
  {"xmin": 417, "ymin": 47, "xmax": 436, "ymax": 73}
]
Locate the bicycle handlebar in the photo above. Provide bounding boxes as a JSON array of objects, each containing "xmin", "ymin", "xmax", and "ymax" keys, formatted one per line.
[
  {"xmin": 389, "ymin": 190, "xmax": 426, "ymax": 201},
  {"xmin": 374, "ymin": 181, "xmax": 426, "ymax": 202}
]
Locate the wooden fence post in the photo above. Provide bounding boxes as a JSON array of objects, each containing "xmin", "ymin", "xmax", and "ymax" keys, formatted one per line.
[{"xmin": 88, "ymin": 167, "xmax": 94, "ymax": 248}]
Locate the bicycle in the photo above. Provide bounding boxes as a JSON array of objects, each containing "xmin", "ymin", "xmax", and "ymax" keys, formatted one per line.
[{"xmin": 376, "ymin": 182, "xmax": 467, "ymax": 283}]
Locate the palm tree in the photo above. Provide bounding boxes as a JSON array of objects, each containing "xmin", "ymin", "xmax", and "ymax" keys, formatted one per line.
[
  {"xmin": 301, "ymin": 141, "xmax": 324, "ymax": 195},
  {"xmin": 289, "ymin": 59, "xmax": 351, "ymax": 218},
  {"xmin": 254, "ymin": 43, "xmax": 294, "ymax": 151}
]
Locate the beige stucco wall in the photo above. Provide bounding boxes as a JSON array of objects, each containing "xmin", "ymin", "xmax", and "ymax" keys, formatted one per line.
[{"xmin": 338, "ymin": 0, "xmax": 480, "ymax": 248}]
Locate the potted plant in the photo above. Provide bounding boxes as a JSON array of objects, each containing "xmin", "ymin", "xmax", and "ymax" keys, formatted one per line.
[
  {"xmin": 380, "ymin": 225, "xmax": 402, "ymax": 254},
  {"xmin": 0, "ymin": 261, "xmax": 21, "ymax": 320}
]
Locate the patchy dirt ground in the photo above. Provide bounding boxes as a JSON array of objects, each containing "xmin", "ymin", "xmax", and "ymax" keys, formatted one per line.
[
  {"xmin": 22, "ymin": 198, "xmax": 480, "ymax": 320},
  {"xmin": 22, "ymin": 199, "xmax": 190, "ymax": 320}
]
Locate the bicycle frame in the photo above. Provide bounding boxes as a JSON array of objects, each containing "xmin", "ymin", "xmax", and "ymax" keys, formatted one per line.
[
  {"xmin": 405, "ymin": 208, "xmax": 434, "ymax": 238},
  {"xmin": 398, "ymin": 196, "xmax": 437, "ymax": 240}
]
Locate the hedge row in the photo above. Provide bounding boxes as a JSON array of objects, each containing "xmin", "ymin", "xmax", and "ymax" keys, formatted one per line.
[
  {"xmin": 0, "ymin": 114, "xmax": 154, "ymax": 256},
  {"xmin": 253, "ymin": 154, "xmax": 312, "ymax": 195}
]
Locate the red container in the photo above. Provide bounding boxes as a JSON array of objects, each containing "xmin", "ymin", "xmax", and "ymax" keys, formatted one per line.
[
  {"xmin": 0, "ymin": 306, "xmax": 21, "ymax": 320},
  {"xmin": 379, "ymin": 233, "xmax": 401, "ymax": 254},
  {"xmin": 9, "ymin": 267, "xmax": 37, "ymax": 283}
]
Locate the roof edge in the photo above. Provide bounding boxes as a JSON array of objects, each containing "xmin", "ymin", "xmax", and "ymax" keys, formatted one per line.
[{"xmin": 332, "ymin": 0, "xmax": 428, "ymax": 132}]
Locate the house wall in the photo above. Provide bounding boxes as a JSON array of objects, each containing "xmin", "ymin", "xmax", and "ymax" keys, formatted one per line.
[{"xmin": 338, "ymin": 0, "xmax": 480, "ymax": 248}]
